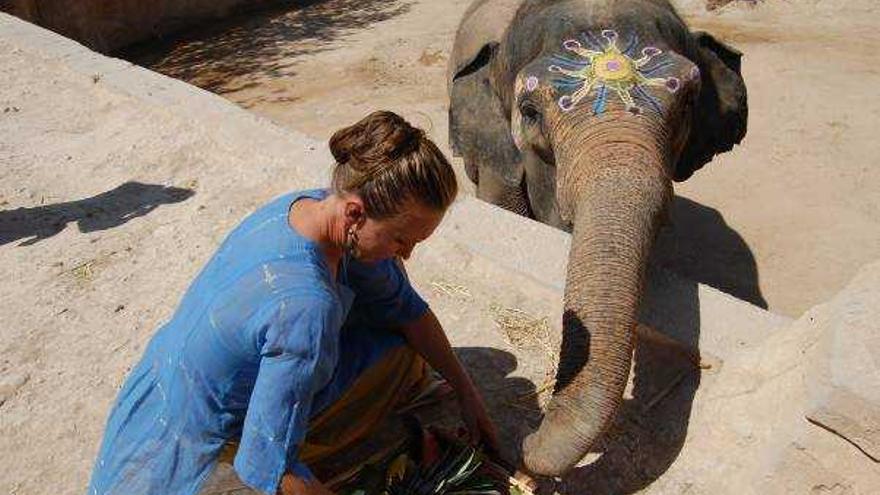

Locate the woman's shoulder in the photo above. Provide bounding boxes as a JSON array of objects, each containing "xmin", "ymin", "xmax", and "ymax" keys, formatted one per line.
[
  {"xmin": 263, "ymin": 257, "xmax": 339, "ymax": 299},
  {"xmin": 244, "ymin": 188, "xmax": 330, "ymax": 229},
  {"xmin": 215, "ymin": 189, "xmax": 330, "ymax": 254},
  {"xmin": 195, "ymin": 189, "xmax": 334, "ymax": 291}
]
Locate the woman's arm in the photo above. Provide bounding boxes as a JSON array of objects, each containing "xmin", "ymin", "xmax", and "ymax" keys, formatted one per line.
[
  {"xmin": 235, "ymin": 297, "xmax": 341, "ymax": 495},
  {"xmin": 399, "ymin": 310, "xmax": 499, "ymax": 452}
]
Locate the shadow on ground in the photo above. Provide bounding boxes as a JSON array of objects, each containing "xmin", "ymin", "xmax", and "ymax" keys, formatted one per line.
[
  {"xmin": 0, "ymin": 182, "xmax": 194, "ymax": 246},
  {"xmin": 121, "ymin": 0, "xmax": 412, "ymax": 96},
  {"xmin": 531, "ymin": 194, "xmax": 763, "ymax": 493},
  {"xmin": 454, "ymin": 347, "xmax": 542, "ymax": 460},
  {"xmin": 381, "ymin": 195, "xmax": 760, "ymax": 493},
  {"xmin": 653, "ymin": 195, "xmax": 767, "ymax": 309},
  {"xmin": 532, "ymin": 265, "xmax": 703, "ymax": 494}
]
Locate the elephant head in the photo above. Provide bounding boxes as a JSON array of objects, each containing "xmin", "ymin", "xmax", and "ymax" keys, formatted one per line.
[{"xmin": 448, "ymin": 0, "xmax": 747, "ymax": 476}]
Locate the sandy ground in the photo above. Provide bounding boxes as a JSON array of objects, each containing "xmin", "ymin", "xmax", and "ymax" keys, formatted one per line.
[{"xmin": 126, "ymin": 0, "xmax": 880, "ymax": 318}]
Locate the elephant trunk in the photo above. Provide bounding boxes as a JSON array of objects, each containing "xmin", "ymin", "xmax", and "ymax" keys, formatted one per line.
[{"xmin": 522, "ymin": 139, "xmax": 671, "ymax": 476}]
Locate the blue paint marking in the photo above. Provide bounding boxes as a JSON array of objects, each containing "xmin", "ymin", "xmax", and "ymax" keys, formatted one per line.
[
  {"xmin": 582, "ymin": 31, "xmax": 604, "ymax": 50},
  {"xmin": 633, "ymin": 85, "xmax": 662, "ymax": 114},
  {"xmin": 553, "ymin": 79, "xmax": 584, "ymax": 90},
  {"xmin": 622, "ymin": 33, "xmax": 640, "ymax": 56},
  {"xmin": 593, "ymin": 86, "xmax": 608, "ymax": 114},
  {"xmin": 641, "ymin": 59, "xmax": 676, "ymax": 76},
  {"xmin": 550, "ymin": 54, "xmax": 588, "ymax": 70}
]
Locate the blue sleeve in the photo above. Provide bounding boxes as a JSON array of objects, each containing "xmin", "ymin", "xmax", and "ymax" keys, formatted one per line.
[
  {"xmin": 347, "ymin": 258, "xmax": 429, "ymax": 327},
  {"xmin": 233, "ymin": 295, "xmax": 341, "ymax": 494}
]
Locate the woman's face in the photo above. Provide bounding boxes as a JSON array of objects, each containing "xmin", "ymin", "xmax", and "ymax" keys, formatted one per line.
[{"xmin": 354, "ymin": 199, "xmax": 445, "ymax": 263}]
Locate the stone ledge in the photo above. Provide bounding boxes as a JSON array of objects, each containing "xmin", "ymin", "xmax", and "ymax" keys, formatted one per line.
[
  {"xmin": 0, "ymin": 12, "xmax": 328, "ymax": 184},
  {"xmin": 0, "ymin": 0, "xmax": 278, "ymax": 52}
]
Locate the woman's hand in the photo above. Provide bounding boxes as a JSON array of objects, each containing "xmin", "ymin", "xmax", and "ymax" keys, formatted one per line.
[
  {"xmin": 279, "ymin": 473, "xmax": 335, "ymax": 495},
  {"xmin": 400, "ymin": 310, "xmax": 501, "ymax": 455},
  {"xmin": 457, "ymin": 384, "xmax": 500, "ymax": 455}
]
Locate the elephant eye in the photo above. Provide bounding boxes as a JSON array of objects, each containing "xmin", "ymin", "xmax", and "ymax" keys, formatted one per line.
[{"xmin": 520, "ymin": 101, "xmax": 542, "ymax": 123}]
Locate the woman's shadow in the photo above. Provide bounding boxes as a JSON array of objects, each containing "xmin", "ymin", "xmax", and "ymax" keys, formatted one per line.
[
  {"xmin": 0, "ymin": 181, "xmax": 194, "ymax": 246},
  {"xmin": 455, "ymin": 346, "xmax": 544, "ymax": 458}
]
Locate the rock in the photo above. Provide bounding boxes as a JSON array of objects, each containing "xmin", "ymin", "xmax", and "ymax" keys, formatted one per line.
[
  {"xmin": 0, "ymin": 371, "xmax": 30, "ymax": 406},
  {"xmin": 804, "ymin": 260, "xmax": 880, "ymax": 463},
  {"xmin": 807, "ymin": 388, "xmax": 880, "ymax": 462}
]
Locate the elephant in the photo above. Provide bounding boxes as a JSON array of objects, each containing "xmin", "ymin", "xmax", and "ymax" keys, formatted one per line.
[{"xmin": 447, "ymin": 0, "xmax": 747, "ymax": 477}]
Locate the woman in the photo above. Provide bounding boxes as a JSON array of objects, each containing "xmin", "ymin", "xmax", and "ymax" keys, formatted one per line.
[{"xmin": 88, "ymin": 111, "xmax": 498, "ymax": 495}]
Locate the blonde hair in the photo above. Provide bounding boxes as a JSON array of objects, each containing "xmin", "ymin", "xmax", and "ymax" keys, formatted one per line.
[{"xmin": 329, "ymin": 111, "xmax": 458, "ymax": 219}]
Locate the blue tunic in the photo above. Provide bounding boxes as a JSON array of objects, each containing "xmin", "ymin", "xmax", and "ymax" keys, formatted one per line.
[{"xmin": 87, "ymin": 189, "xmax": 428, "ymax": 495}]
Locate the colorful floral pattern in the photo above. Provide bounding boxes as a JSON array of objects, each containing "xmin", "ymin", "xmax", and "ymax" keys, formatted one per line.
[{"xmin": 545, "ymin": 29, "xmax": 685, "ymax": 115}]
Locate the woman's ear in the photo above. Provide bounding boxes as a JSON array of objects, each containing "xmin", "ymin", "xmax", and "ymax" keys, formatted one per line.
[
  {"xmin": 675, "ymin": 31, "xmax": 749, "ymax": 181},
  {"xmin": 343, "ymin": 197, "xmax": 366, "ymax": 229}
]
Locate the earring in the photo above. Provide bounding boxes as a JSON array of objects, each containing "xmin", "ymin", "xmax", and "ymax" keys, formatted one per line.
[{"xmin": 345, "ymin": 226, "xmax": 360, "ymax": 259}]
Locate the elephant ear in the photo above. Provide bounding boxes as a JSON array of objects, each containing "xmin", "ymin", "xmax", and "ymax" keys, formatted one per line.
[
  {"xmin": 675, "ymin": 31, "xmax": 748, "ymax": 181},
  {"xmin": 447, "ymin": 0, "xmax": 526, "ymax": 92},
  {"xmin": 448, "ymin": 42, "xmax": 523, "ymax": 187}
]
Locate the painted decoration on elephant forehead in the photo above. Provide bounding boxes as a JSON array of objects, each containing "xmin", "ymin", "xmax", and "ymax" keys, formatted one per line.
[{"xmin": 547, "ymin": 29, "xmax": 682, "ymax": 115}]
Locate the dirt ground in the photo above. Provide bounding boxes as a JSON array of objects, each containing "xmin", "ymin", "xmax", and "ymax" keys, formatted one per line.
[{"xmin": 126, "ymin": 0, "xmax": 880, "ymax": 318}]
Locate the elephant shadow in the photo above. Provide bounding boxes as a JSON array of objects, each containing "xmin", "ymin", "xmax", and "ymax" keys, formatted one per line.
[
  {"xmin": 448, "ymin": 321, "xmax": 703, "ymax": 495},
  {"xmin": 653, "ymin": 195, "xmax": 767, "ymax": 309},
  {"xmin": 528, "ymin": 195, "xmax": 764, "ymax": 494},
  {"xmin": 0, "ymin": 181, "xmax": 194, "ymax": 247},
  {"xmin": 441, "ymin": 198, "xmax": 758, "ymax": 494},
  {"xmin": 525, "ymin": 266, "xmax": 703, "ymax": 495}
]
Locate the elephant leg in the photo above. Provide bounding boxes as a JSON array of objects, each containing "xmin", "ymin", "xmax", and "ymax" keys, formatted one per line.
[
  {"xmin": 463, "ymin": 157, "xmax": 480, "ymax": 185},
  {"xmin": 474, "ymin": 164, "xmax": 532, "ymax": 217}
]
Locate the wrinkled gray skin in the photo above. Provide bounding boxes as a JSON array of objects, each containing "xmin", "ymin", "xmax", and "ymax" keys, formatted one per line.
[{"xmin": 448, "ymin": 0, "xmax": 747, "ymax": 476}]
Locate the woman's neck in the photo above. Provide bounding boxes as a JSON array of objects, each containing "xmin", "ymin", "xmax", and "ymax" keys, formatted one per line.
[{"xmin": 289, "ymin": 195, "xmax": 346, "ymax": 277}]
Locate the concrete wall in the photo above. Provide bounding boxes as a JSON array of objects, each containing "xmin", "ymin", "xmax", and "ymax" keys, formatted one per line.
[{"xmin": 0, "ymin": 0, "xmax": 277, "ymax": 52}]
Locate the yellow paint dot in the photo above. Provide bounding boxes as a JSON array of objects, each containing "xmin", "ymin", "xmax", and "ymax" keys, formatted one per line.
[{"xmin": 593, "ymin": 53, "xmax": 635, "ymax": 82}]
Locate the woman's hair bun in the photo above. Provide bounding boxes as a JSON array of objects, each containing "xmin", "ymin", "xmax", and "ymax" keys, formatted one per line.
[
  {"xmin": 329, "ymin": 110, "xmax": 457, "ymax": 219},
  {"xmin": 329, "ymin": 111, "xmax": 423, "ymax": 171}
]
